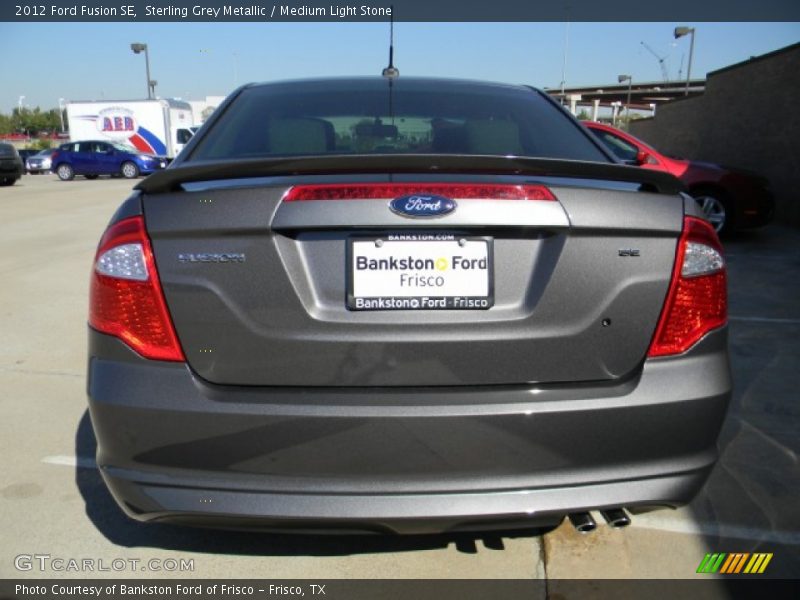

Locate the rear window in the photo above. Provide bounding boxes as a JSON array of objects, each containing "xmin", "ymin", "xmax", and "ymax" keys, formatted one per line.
[
  {"xmin": 188, "ymin": 80, "xmax": 608, "ymax": 163},
  {"xmin": 0, "ymin": 144, "xmax": 17, "ymax": 157}
]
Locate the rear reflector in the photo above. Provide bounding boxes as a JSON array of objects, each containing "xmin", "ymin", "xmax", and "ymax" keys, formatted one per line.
[
  {"xmin": 648, "ymin": 217, "xmax": 727, "ymax": 357},
  {"xmin": 283, "ymin": 183, "xmax": 556, "ymax": 201},
  {"xmin": 89, "ymin": 216, "xmax": 184, "ymax": 362}
]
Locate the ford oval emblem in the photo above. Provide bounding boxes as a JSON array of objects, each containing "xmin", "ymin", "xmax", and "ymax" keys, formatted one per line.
[{"xmin": 389, "ymin": 194, "xmax": 457, "ymax": 218}]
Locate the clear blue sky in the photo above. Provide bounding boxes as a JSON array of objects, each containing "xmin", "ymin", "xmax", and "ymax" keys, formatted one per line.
[{"xmin": 0, "ymin": 22, "xmax": 797, "ymax": 111}]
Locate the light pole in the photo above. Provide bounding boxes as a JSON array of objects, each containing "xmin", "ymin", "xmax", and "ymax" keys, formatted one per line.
[
  {"xmin": 130, "ymin": 43, "xmax": 155, "ymax": 99},
  {"xmin": 58, "ymin": 98, "xmax": 66, "ymax": 133},
  {"xmin": 674, "ymin": 27, "xmax": 696, "ymax": 96},
  {"xmin": 618, "ymin": 74, "xmax": 632, "ymax": 127},
  {"xmin": 559, "ymin": 21, "xmax": 570, "ymax": 106}
]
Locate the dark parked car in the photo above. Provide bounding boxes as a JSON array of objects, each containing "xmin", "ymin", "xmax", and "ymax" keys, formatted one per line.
[
  {"xmin": 584, "ymin": 121, "xmax": 774, "ymax": 234},
  {"xmin": 51, "ymin": 140, "xmax": 166, "ymax": 181},
  {"xmin": 88, "ymin": 78, "xmax": 731, "ymax": 534},
  {"xmin": 26, "ymin": 148, "xmax": 57, "ymax": 174},
  {"xmin": 0, "ymin": 143, "xmax": 24, "ymax": 186}
]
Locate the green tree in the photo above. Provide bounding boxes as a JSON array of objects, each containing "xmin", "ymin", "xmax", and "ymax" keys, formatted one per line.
[
  {"xmin": 0, "ymin": 113, "xmax": 13, "ymax": 135},
  {"xmin": 6, "ymin": 106, "xmax": 62, "ymax": 136}
]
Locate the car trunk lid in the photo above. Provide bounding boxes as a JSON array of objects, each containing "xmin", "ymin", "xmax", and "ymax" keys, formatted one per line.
[{"xmin": 143, "ymin": 167, "xmax": 682, "ymax": 387}]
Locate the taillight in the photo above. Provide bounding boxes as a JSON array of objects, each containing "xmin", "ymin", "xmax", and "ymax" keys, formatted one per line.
[
  {"xmin": 89, "ymin": 216, "xmax": 184, "ymax": 362},
  {"xmin": 50, "ymin": 151, "xmax": 59, "ymax": 161},
  {"xmin": 283, "ymin": 183, "xmax": 556, "ymax": 201},
  {"xmin": 648, "ymin": 216, "xmax": 727, "ymax": 357}
]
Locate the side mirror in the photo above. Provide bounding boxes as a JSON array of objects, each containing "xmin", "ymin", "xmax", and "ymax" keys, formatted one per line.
[{"xmin": 635, "ymin": 150, "xmax": 650, "ymax": 165}]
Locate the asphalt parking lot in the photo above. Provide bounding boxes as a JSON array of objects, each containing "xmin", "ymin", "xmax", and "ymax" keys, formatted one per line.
[{"xmin": 1, "ymin": 174, "xmax": 798, "ymax": 584}]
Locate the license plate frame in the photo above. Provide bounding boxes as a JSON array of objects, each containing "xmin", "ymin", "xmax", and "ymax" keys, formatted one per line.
[{"xmin": 347, "ymin": 234, "xmax": 494, "ymax": 311}]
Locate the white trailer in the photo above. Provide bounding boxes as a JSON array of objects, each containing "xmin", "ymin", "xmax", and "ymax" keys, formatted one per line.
[{"xmin": 65, "ymin": 99, "xmax": 196, "ymax": 159}]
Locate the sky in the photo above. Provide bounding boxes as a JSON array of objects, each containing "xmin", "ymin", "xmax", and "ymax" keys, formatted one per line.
[{"xmin": 0, "ymin": 21, "xmax": 798, "ymax": 112}]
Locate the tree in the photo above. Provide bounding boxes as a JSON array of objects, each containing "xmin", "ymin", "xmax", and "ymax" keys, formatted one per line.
[
  {"xmin": 0, "ymin": 113, "xmax": 13, "ymax": 135},
  {"xmin": 2, "ymin": 106, "xmax": 62, "ymax": 136}
]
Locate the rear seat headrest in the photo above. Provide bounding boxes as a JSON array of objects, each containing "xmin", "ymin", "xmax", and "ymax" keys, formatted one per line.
[
  {"xmin": 267, "ymin": 118, "xmax": 335, "ymax": 154},
  {"xmin": 464, "ymin": 119, "xmax": 523, "ymax": 155}
]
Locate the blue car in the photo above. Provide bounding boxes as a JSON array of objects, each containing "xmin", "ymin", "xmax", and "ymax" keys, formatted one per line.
[{"xmin": 51, "ymin": 140, "xmax": 167, "ymax": 180}]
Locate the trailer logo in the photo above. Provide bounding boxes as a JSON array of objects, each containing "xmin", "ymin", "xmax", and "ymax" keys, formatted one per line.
[
  {"xmin": 74, "ymin": 105, "xmax": 168, "ymax": 156},
  {"xmin": 96, "ymin": 108, "xmax": 137, "ymax": 140}
]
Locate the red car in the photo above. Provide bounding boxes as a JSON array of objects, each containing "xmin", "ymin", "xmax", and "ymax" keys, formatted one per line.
[{"xmin": 584, "ymin": 121, "xmax": 774, "ymax": 234}]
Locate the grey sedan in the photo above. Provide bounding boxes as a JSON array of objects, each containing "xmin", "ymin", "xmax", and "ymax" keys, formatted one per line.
[{"xmin": 86, "ymin": 77, "xmax": 731, "ymax": 535}]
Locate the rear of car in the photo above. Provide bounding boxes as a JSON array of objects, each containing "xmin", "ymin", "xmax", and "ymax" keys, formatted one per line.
[
  {"xmin": 0, "ymin": 143, "xmax": 24, "ymax": 186},
  {"xmin": 87, "ymin": 78, "xmax": 731, "ymax": 534}
]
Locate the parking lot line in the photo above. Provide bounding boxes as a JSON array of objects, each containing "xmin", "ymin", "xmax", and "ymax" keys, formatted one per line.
[
  {"xmin": 41, "ymin": 455, "xmax": 97, "ymax": 469},
  {"xmin": 725, "ymin": 253, "xmax": 800, "ymax": 260},
  {"xmin": 729, "ymin": 316, "xmax": 800, "ymax": 324},
  {"xmin": 738, "ymin": 418, "xmax": 798, "ymax": 461}
]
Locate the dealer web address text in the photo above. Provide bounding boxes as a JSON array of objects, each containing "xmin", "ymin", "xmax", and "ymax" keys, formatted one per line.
[{"xmin": 14, "ymin": 554, "xmax": 194, "ymax": 573}]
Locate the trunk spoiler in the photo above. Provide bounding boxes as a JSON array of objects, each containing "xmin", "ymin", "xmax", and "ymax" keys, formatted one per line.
[{"xmin": 136, "ymin": 154, "xmax": 685, "ymax": 195}]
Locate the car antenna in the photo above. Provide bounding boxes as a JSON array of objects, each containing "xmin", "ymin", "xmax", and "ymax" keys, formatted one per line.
[{"xmin": 381, "ymin": 7, "xmax": 399, "ymax": 79}]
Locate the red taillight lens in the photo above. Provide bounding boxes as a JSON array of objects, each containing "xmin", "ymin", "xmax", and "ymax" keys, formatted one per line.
[
  {"xmin": 283, "ymin": 183, "xmax": 556, "ymax": 201},
  {"xmin": 89, "ymin": 216, "xmax": 184, "ymax": 362},
  {"xmin": 648, "ymin": 216, "xmax": 727, "ymax": 357}
]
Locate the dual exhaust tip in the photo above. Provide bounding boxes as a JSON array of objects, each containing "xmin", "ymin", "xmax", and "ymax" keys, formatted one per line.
[{"xmin": 568, "ymin": 508, "xmax": 630, "ymax": 533}]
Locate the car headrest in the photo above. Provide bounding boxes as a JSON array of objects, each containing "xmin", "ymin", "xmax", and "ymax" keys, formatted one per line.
[
  {"xmin": 464, "ymin": 119, "xmax": 523, "ymax": 155},
  {"xmin": 267, "ymin": 118, "xmax": 335, "ymax": 155}
]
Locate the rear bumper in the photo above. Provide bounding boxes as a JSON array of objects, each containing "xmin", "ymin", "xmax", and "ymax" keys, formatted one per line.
[{"xmin": 87, "ymin": 328, "xmax": 732, "ymax": 534}]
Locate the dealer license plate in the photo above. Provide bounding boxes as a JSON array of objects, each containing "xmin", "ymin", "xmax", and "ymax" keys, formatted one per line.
[{"xmin": 348, "ymin": 235, "xmax": 494, "ymax": 311}]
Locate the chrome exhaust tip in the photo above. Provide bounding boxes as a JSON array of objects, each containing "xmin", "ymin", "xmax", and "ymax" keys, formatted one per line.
[
  {"xmin": 568, "ymin": 512, "xmax": 597, "ymax": 533},
  {"xmin": 600, "ymin": 508, "xmax": 631, "ymax": 528}
]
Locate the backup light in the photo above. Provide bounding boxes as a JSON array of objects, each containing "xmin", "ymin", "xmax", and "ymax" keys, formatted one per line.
[
  {"xmin": 89, "ymin": 217, "xmax": 184, "ymax": 362},
  {"xmin": 682, "ymin": 242, "xmax": 724, "ymax": 277},
  {"xmin": 648, "ymin": 217, "xmax": 727, "ymax": 357},
  {"xmin": 95, "ymin": 243, "xmax": 148, "ymax": 281}
]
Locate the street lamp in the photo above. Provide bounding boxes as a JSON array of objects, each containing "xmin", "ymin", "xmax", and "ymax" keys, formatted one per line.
[
  {"xmin": 58, "ymin": 98, "xmax": 66, "ymax": 133},
  {"xmin": 618, "ymin": 74, "xmax": 632, "ymax": 126},
  {"xmin": 674, "ymin": 26, "xmax": 696, "ymax": 96},
  {"xmin": 611, "ymin": 101, "xmax": 622, "ymax": 127},
  {"xmin": 130, "ymin": 42, "xmax": 155, "ymax": 99}
]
